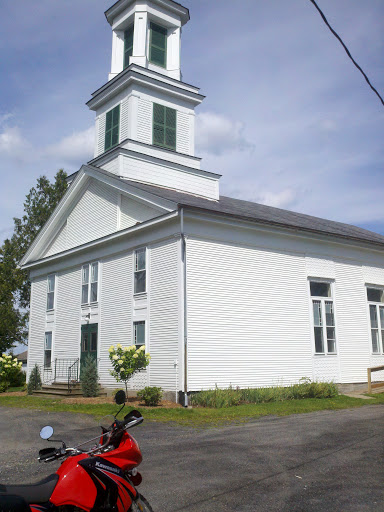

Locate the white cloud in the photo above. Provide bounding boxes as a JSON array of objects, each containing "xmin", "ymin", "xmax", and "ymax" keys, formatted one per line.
[
  {"xmin": 195, "ymin": 112, "xmax": 253, "ymax": 155},
  {"xmin": 0, "ymin": 126, "xmax": 27, "ymax": 155},
  {"xmin": 43, "ymin": 126, "xmax": 95, "ymax": 164},
  {"xmin": 256, "ymin": 189, "xmax": 298, "ymax": 209},
  {"xmin": 0, "ymin": 113, "xmax": 14, "ymax": 126}
]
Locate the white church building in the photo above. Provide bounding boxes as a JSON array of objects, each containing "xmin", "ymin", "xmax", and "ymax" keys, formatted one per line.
[{"xmin": 21, "ymin": 0, "xmax": 384, "ymax": 402}]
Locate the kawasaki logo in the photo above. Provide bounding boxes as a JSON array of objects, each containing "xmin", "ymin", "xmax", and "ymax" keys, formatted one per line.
[{"xmin": 95, "ymin": 461, "xmax": 120, "ymax": 474}]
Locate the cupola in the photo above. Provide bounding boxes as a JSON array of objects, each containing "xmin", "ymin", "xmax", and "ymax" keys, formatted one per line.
[{"xmin": 105, "ymin": 0, "xmax": 190, "ymax": 81}]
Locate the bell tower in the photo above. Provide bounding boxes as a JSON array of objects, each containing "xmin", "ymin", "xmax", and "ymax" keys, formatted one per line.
[
  {"xmin": 86, "ymin": 0, "xmax": 220, "ymax": 201},
  {"xmin": 106, "ymin": 0, "xmax": 189, "ymax": 81}
]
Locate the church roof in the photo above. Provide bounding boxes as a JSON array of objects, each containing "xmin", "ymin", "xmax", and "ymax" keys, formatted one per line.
[{"xmin": 115, "ymin": 177, "xmax": 384, "ymax": 248}]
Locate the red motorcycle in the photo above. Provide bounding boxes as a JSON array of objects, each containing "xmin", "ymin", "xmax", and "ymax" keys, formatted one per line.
[{"xmin": 0, "ymin": 391, "xmax": 153, "ymax": 512}]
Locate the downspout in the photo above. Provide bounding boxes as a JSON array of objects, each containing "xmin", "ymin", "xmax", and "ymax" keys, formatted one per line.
[{"xmin": 180, "ymin": 207, "xmax": 188, "ymax": 407}]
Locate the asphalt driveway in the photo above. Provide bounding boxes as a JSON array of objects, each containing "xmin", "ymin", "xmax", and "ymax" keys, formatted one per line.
[{"xmin": 0, "ymin": 405, "xmax": 383, "ymax": 511}]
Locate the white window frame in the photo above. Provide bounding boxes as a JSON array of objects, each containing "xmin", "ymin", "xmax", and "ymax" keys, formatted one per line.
[
  {"xmin": 44, "ymin": 331, "xmax": 53, "ymax": 369},
  {"xmin": 81, "ymin": 262, "xmax": 99, "ymax": 305},
  {"xmin": 46, "ymin": 274, "xmax": 56, "ymax": 311},
  {"xmin": 134, "ymin": 248, "xmax": 146, "ymax": 295},
  {"xmin": 133, "ymin": 320, "xmax": 146, "ymax": 349},
  {"xmin": 366, "ymin": 285, "xmax": 384, "ymax": 355},
  {"xmin": 309, "ymin": 279, "xmax": 337, "ymax": 355}
]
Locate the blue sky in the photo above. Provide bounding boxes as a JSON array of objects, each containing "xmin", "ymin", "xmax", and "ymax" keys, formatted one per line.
[{"xmin": 0, "ymin": 0, "xmax": 383, "ymax": 244}]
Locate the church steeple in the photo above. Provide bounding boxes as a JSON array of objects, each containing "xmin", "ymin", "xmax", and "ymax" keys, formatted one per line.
[
  {"xmin": 105, "ymin": 0, "xmax": 189, "ymax": 81},
  {"xmin": 86, "ymin": 0, "xmax": 221, "ymax": 201}
]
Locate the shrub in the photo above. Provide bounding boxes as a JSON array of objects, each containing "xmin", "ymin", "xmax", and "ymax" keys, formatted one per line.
[
  {"xmin": 9, "ymin": 367, "xmax": 26, "ymax": 387},
  {"xmin": 137, "ymin": 386, "xmax": 163, "ymax": 406},
  {"xmin": 0, "ymin": 353, "xmax": 23, "ymax": 393},
  {"xmin": 190, "ymin": 379, "xmax": 339, "ymax": 408},
  {"xmin": 80, "ymin": 355, "xmax": 99, "ymax": 397},
  {"xmin": 27, "ymin": 364, "xmax": 42, "ymax": 395},
  {"xmin": 109, "ymin": 344, "xmax": 150, "ymax": 395}
]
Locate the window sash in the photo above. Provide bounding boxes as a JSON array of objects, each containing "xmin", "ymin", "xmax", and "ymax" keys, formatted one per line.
[
  {"xmin": 134, "ymin": 321, "xmax": 145, "ymax": 347},
  {"xmin": 81, "ymin": 263, "xmax": 98, "ymax": 304},
  {"xmin": 312, "ymin": 298, "xmax": 336, "ymax": 354},
  {"xmin": 105, "ymin": 105, "xmax": 120, "ymax": 151},
  {"xmin": 44, "ymin": 332, "xmax": 52, "ymax": 369},
  {"xmin": 47, "ymin": 275, "xmax": 55, "ymax": 311},
  {"xmin": 369, "ymin": 303, "xmax": 383, "ymax": 354},
  {"xmin": 134, "ymin": 249, "xmax": 146, "ymax": 294}
]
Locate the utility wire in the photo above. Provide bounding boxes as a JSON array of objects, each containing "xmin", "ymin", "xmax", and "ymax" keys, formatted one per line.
[{"xmin": 308, "ymin": 0, "xmax": 384, "ymax": 108}]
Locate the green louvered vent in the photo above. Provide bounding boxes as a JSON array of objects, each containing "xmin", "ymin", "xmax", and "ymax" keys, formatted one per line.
[
  {"xmin": 153, "ymin": 103, "xmax": 176, "ymax": 150},
  {"xmin": 105, "ymin": 105, "xmax": 120, "ymax": 151},
  {"xmin": 149, "ymin": 23, "xmax": 167, "ymax": 68},
  {"xmin": 124, "ymin": 25, "xmax": 134, "ymax": 69}
]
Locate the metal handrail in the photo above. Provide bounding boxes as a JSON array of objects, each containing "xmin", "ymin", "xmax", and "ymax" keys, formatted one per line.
[{"xmin": 68, "ymin": 358, "xmax": 80, "ymax": 393}]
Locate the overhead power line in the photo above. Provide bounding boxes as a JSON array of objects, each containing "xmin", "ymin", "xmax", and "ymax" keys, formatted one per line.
[{"xmin": 308, "ymin": 0, "xmax": 384, "ymax": 108}]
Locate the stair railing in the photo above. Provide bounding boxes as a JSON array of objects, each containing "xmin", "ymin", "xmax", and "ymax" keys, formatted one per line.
[{"xmin": 67, "ymin": 359, "xmax": 80, "ymax": 394}]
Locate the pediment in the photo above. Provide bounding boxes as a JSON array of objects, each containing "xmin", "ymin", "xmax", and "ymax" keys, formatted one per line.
[{"xmin": 20, "ymin": 165, "xmax": 177, "ymax": 266}]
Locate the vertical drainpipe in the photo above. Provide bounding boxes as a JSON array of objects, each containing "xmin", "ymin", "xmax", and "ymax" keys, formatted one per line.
[{"xmin": 180, "ymin": 207, "xmax": 188, "ymax": 407}]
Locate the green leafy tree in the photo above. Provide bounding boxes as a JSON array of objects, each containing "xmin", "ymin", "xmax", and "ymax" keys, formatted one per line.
[
  {"xmin": 0, "ymin": 171, "xmax": 68, "ymax": 352},
  {"xmin": 109, "ymin": 344, "xmax": 150, "ymax": 396},
  {"xmin": 80, "ymin": 355, "xmax": 99, "ymax": 397}
]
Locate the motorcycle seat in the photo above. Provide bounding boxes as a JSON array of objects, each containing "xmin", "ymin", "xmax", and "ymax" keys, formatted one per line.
[{"xmin": 0, "ymin": 474, "xmax": 59, "ymax": 504}]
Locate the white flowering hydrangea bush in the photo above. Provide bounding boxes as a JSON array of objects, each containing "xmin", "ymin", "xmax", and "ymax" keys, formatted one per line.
[
  {"xmin": 108, "ymin": 344, "xmax": 150, "ymax": 395},
  {"xmin": 0, "ymin": 354, "xmax": 23, "ymax": 392}
]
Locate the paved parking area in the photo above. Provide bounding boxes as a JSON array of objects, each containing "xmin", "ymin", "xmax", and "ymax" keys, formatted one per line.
[{"xmin": 0, "ymin": 405, "xmax": 383, "ymax": 511}]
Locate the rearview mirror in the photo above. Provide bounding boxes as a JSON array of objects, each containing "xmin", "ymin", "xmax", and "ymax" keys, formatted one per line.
[
  {"xmin": 40, "ymin": 425, "xmax": 54, "ymax": 440},
  {"xmin": 115, "ymin": 390, "xmax": 127, "ymax": 405}
]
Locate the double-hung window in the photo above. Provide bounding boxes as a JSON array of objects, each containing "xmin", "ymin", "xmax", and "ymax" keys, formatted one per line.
[
  {"xmin": 44, "ymin": 332, "xmax": 52, "ymax": 368},
  {"xmin": 124, "ymin": 25, "xmax": 134, "ymax": 69},
  {"xmin": 134, "ymin": 248, "xmax": 146, "ymax": 294},
  {"xmin": 310, "ymin": 281, "xmax": 336, "ymax": 354},
  {"xmin": 367, "ymin": 287, "xmax": 384, "ymax": 354},
  {"xmin": 104, "ymin": 105, "xmax": 120, "ymax": 151},
  {"xmin": 153, "ymin": 103, "xmax": 176, "ymax": 150},
  {"xmin": 82, "ymin": 262, "xmax": 99, "ymax": 304},
  {"xmin": 47, "ymin": 274, "xmax": 56, "ymax": 311},
  {"xmin": 149, "ymin": 22, "xmax": 167, "ymax": 68},
  {"xmin": 134, "ymin": 321, "xmax": 145, "ymax": 349}
]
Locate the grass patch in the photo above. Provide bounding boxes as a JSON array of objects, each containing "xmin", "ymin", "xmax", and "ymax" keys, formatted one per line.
[
  {"xmin": 6, "ymin": 386, "xmax": 25, "ymax": 393},
  {"xmin": 0, "ymin": 393, "xmax": 383, "ymax": 427},
  {"xmin": 190, "ymin": 380, "xmax": 339, "ymax": 408}
]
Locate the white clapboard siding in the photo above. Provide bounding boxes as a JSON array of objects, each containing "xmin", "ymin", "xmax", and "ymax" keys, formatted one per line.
[
  {"xmin": 306, "ymin": 256, "xmax": 336, "ymax": 279},
  {"xmin": 44, "ymin": 222, "xmax": 68, "ymax": 257},
  {"xmin": 149, "ymin": 239, "xmax": 179, "ymax": 391},
  {"xmin": 136, "ymin": 98, "xmax": 152, "ymax": 145},
  {"xmin": 186, "ymin": 238, "xmax": 313, "ymax": 390},
  {"xmin": 334, "ymin": 261, "xmax": 371, "ymax": 383},
  {"xmin": 120, "ymin": 195, "xmax": 161, "ymax": 229},
  {"xmin": 176, "ymin": 111, "xmax": 190, "ymax": 155},
  {"xmin": 122, "ymin": 157, "xmax": 217, "ymax": 199},
  {"xmin": 55, "ymin": 268, "xmax": 81, "ymax": 359},
  {"xmin": 67, "ymin": 179, "xmax": 118, "ymax": 249},
  {"xmin": 120, "ymin": 98, "xmax": 129, "ymax": 142},
  {"xmin": 99, "ymin": 252, "xmax": 146, "ymax": 389},
  {"xmin": 101, "ymin": 159, "xmax": 120, "ymax": 176},
  {"xmin": 363, "ymin": 265, "xmax": 384, "ymax": 286},
  {"xmin": 97, "ymin": 114, "xmax": 106, "ymax": 157},
  {"xmin": 27, "ymin": 277, "xmax": 47, "ymax": 379}
]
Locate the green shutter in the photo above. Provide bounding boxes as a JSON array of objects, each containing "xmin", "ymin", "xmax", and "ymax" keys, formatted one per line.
[
  {"xmin": 153, "ymin": 103, "xmax": 176, "ymax": 150},
  {"xmin": 149, "ymin": 23, "xmax": 167, "ymax": 68},
  {"xmin": 104, "ymin": 105, "xmax": 120, "ymax": 151},
  {"xmin": 124, "ymin": 25, "xmax": 134, "ymax": 69}
]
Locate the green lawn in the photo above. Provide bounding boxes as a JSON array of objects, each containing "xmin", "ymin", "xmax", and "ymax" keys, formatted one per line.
[{"xmin": 0, "ymin": 393, "xmax": 383, "ymax": 427}]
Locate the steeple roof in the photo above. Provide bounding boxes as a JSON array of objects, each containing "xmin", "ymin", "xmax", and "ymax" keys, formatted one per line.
[{"xmin": 105, "ymin": 0, "xmax": 190, "ymax": 26}]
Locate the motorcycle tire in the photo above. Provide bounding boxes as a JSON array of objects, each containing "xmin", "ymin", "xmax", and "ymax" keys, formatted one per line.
[{"xmin": 130, "ymin": 494, "xmax": 154, "ymax": 512}]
